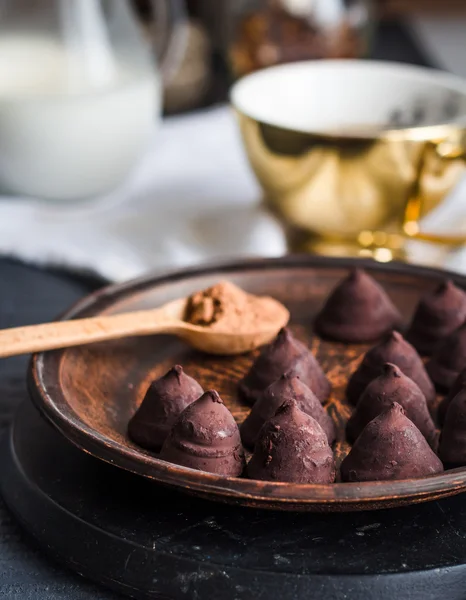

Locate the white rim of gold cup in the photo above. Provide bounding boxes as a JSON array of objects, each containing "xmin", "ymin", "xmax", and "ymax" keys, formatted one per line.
[{"xmin": 230, "ymin": 59, "xmax": 466, "ymax": 142}]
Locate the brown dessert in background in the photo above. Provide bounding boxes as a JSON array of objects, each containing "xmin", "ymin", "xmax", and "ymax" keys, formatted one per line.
[{"xmin": 230, "ymin": 2, "xmax": 366, "ymax": 78}]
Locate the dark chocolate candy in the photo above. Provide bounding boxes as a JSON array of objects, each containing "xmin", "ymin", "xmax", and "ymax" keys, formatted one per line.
[
  {"xmin": 346, "ymin": 363, "xmax": 437, "ymax": 448},
  {"xmin": 427, "ymin": 322, "xmax": 466, "ymax": 392},
  {"xmin": 437, "ymin": 367, "xmax": 466, "ymax": 426},
  {"xmin": 406, "ymin": 280, "xmax": 466, "ymax": 355},
  {"xmin": 341, "ymin": 402, "xmax": 444, "ymax": 482},
  {"xmin": 438, "ymin": 388, "xmax": 466, "ymax": 467},
  {"xmin": 247, "ymin": 399, "xmax": 335, "ymax": 484},
  {"xmin": 128, "ymin": 365, "xmax": 203, "ymax": 452},
  {"xmin": 239, "ymin": 328, "xmax": 331, "ymax": 405},
  {"xmin": 240, "ymin": 372, "xmax": 335, "ymax": 449},
  {"xmin": 346, "ymin": 331, "xmax": 435, "ymax": 408},
  {"xmin": 160, "ymin": 390, "xmax": 245, "ymax": 476},
  {"xmin": 314, "ymin": 268, "xmax": 401, "ymax": 343}
]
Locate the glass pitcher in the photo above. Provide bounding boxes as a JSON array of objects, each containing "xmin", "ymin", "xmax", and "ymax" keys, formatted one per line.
[{"xmin": 0, "ymin": 0, "xmax": 187, "ymax": 201}]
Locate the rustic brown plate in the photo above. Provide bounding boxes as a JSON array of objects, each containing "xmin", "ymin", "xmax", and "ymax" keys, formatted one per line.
[{"xmin": 29, "ymin": 256, "xmax": 466, "ymax": 512}]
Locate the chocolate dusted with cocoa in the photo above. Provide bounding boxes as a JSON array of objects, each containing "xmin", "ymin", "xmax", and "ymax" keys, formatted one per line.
[
  {"xmin": 438, "ymin": 367, "xmax": 466, "ymax": 426},
  {"xmin": 247, "ymin": 399, "xmax": 335, "ymax": 484},
  {"xmin": 240, "ymin": 372, "xmax": 335, "ymax": 449},
  {"xmin": 346, "ymin": 363, "xmax": 437, "ymax": 449},
  {"xmin": 238, "ymin": 328, "xmax": 331, "ymax": 405},
  {"xmin": 346, "ymin": 331, "xmax": 435, "ymax": 408},
  {"xmin": 315, "ymin": 268, "xmax": 401, "ymax": 343},
  {"xmin": 128, "ymin": 365, "xmax": 203, "ymax": 452},
  {"xmin": 427, "ymin": 322, "xmax": 466, "ymax": 392},
  {"xmin": 341, "ymin": 402, "xmax": 444, "ymax": 482},
  {"xmin": 406, "ymin": 280, "xmax": 466, "ymax": 355},
  {"xmin": 160, "ymin": 390, "xmax": 245, "ymax": 476},
  {"xmin": 438, "ymin": 388, "xmax": 466, "ymax": 467}
]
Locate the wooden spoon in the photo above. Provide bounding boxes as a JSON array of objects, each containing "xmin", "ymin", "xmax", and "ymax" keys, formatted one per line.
[{"xmin": 0, "ymin": 294, "xmax": 290, "ymax": 358}]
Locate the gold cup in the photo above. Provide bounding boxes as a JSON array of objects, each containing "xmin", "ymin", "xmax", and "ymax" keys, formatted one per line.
[{"xmin": 231, "ymin": 60, "xmax": 466, "ymax": 262}]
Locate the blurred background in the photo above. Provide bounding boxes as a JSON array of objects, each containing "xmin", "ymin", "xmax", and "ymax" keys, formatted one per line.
[
  {"xmin": 146, "ymin": 0, "xmax": 466, "ymax": 113},
  {"xmin": 1, "ymin": 0, "xmax": 466, "ymax": 282},
  {"xmin": 143, "ymin": 0, "xmax": 466, "ymax": 111}
]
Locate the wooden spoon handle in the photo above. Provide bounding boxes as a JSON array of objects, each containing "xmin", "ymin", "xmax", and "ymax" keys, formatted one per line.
[{"xmin": 0, "ymin": 305, "xmax": 182, "ymax": 358}]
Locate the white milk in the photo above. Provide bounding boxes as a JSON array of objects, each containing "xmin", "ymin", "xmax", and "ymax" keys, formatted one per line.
[{"xmin": 0, "ymin": 35, "xmax": 159, "ymax": 200}]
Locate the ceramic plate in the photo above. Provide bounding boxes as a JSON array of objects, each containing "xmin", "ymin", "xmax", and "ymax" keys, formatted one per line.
[{"xmin": 29, "ymin": 256, "xmax": 466, "ymax": 511}]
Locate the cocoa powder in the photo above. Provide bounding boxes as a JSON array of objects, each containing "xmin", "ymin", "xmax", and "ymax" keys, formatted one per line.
[{"xmin": 184, "ymin": 280, "xmax": 286, "ymax": 333}]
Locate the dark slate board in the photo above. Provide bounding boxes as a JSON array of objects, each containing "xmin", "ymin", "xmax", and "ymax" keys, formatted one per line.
[
  {"xmin": 0, "ymin": 259, "xmax": 115, "ymax": 599},
  {"xmin": 4, "ymin": 396, "xmax": 466, "ymax": 600}
]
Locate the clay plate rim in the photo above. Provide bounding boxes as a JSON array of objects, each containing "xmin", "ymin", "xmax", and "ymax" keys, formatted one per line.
[{"xmin": 28, "ymin": 256, "xmax": 466, "ymax": 510}]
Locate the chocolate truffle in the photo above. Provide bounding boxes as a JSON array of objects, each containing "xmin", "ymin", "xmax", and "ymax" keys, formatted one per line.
[
  {"xmin": 346, "ymin": 331, "xmax": 435, "ymax": 408},
  {"xmin": 341, "ymin": 403, "xmax": 444, "ymax": 482},
  {"xmin": 160, "ymin": 390, "xmax": 245, "ymax": 476},
  {"xmin": 128, "ymin": 365, "xmax": 204, "ymax": 451},
  {"xmin": 314, "ymin": 268, "xmax": 401, "ymax": 343},
  {"xmin": 346, "ymin": 363, "xmax": 437, "ymax": 448},
  {"xmin": 437, "ymin": 367, "xmax": 466, "ymax": 426},
  {"xmin": 240, "ymin": 373, "xmax": 335, "ymax": 449},
  {"xmin": 247, "ymin": 399, "xmax": 335, "ymax": 483},
  {"xmin": 239, "ymin": 328, "xmax": 331, "ymax": 405},
  {"xmin": 427, "ymin": 322, "xmax": 466, "ymax": 392},
  {"xmin": 406, "ymin": 280, "xmax": 466, "ymax": 355},
  {"xmin": 438, "ymin": 388, "xmax": 466, "ymax": 467}
]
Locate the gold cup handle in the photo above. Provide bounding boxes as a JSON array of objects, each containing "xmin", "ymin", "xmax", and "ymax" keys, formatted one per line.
[
  {"xmin": 403, "ymin": 128, "xmax": 466, "ymax": 247},
  {"xmin": 436, "ymin": 129, "xmax": 466, "ymax": 160}
]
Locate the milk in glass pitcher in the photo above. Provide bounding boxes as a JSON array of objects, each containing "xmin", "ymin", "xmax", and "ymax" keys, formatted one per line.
[{"xmin": 0, "ymin": 0, "xmax": 186, "ymax": 200}]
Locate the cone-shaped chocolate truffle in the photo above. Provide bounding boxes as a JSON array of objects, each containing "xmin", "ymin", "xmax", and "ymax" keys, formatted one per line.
[
  {"xmin": 438, "ymin": 367, "xmax": 466, "ymax": 426},
  {"xmin": 239, "ymin": 328, "xmax": 331, "ymax": 405},
  {"xmin": 438, "ymin": 388, "xmax": 466, "ymax": 467},
  {"xmin": 160, "ymin": 390, "xmax": 245, "ymax": 476},
  {"xmin": 346, "ymin": 331, "xmax": 435, "ymax": 408},
  {"xmin": 247, "ymin": 399, "xmax": 335, "ymax": 483},
  {"xmin": 314, "ymin": 268, "xmax": 401, "ymax": 343},
  {"xmin": 427, "ymin": 322, "xmax": 466, "ymax": 392},
  {"xmin": 240, "ymin": 373, "xmax": 335, "ymax": 449},
  {"xmin": 346, "ymin": 363, "xmax": 437, "ymax": 448},
  {"xmin": 406, "ymin": 280, "xmax": 466, "ymax": 355},
  {"xmin": 128, "ymin": 366, "xmax": 204, "ymax": 451},
  {"xmin": 341, "ymin": 403, "xmax": 443, "ymax": 482}
]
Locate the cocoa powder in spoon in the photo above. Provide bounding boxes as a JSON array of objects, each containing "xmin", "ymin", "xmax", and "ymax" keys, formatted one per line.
[{"xmin": 185, "ymin": 281, "xmax": 287, "ymax": 334}]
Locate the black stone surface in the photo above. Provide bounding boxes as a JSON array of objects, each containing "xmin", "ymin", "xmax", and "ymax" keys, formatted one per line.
[
  {"xmin": 5, "ymin": 399, "xmax": 466, "ymax": 600},
  {"xmin": 0, "ymin": 259, "xmax": 113, "ymax": 599}
]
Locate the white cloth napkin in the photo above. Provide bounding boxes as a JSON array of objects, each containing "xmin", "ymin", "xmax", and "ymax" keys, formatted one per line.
[
  {"xmin": 0, "ymin": 103, "xmax": 465, "ymax": 281},
  {"xmin": 0, "ymin": 106, "xmax": 287, "ymax": 282}
]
